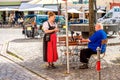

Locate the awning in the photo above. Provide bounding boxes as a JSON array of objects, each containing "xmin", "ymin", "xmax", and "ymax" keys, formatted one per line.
[
  {"xmin": 0, "ymin": 7, "xmax": 18, "ymax": 11},
  {"xmin": 19, "ymin": 3, "xmax": 43, "ymax": 11},
  {"xmin": 36, "ymin": 0, "xmax": 78, "ymax": 4},
  {"xmin": 43, "ymin": 5, "xmax": 58, "ymax": 11},
  {"xmin": 21, "ymin": 6, "xmax": 57, "ymax": 11},
  {"xmin": 0, "ymin": 6, "xmax": 19, "ymax": 9}
]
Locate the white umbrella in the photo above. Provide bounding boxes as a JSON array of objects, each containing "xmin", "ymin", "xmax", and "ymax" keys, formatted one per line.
[
  {"xmin": 67, "ymin": 8, "xmax": 83, "ymax": 13},
  {"xmin": 20, "ymin": 6, "xmax": 56, "ymax": 11},
  {"xmin": 85, "ymin": 9, "xmax": 105, "ymax": 13},
  {"xmin": 97, "ymin": 9, "xmax": 105, "ymax": 13},
  {"xmin": 0, "ymin": 7, "xmax": 18, "ymax": 11}
]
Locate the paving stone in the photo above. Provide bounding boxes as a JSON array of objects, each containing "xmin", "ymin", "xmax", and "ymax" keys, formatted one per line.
[
  {"xmin": 0, "ymin": 56, "xmax": 45, "ymax": 80},
  {"xmin": 7, "ymin": 36, "xmax": 120, "ymax": 80},
  {"xmin": 1, "ymin": 28, "xmax": 120, "ymax": 80}
]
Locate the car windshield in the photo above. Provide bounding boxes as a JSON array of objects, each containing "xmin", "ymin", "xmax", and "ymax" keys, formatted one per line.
[{"xmin": 105, "ymin": 12, "xmax": 113, "ymax": 18}]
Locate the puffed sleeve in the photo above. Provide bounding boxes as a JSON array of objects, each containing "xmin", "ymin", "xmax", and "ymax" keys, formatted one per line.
[{"xmin": 42, "ymin": 21, "xmax": 49, "ymax": 31}]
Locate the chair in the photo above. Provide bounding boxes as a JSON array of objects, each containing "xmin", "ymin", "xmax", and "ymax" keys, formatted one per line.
[{"xmin": 89, "ymin": 39, "xmax": 108, "ymax": 69}]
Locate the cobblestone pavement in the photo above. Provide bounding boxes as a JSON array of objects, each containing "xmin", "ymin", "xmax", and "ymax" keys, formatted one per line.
[
  {"xmin": 0, "ymin": 29, "xmax": 45, "ymax": 80},
  {"xmin": 1, "ymin": 28, "xmax": 120, "ymax": 80},
  {"xmin": 0, "ymin": 55, "xmax": 45, "ymax": 80},
  {"xmin": 7, "ymin": 35, "xmax": 120, "ymax": 80}
]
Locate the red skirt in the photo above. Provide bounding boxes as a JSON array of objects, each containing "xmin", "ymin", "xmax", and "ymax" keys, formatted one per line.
[{"xmin": 46, "ymin": 33, "xmax": 58, "ymax": 62}]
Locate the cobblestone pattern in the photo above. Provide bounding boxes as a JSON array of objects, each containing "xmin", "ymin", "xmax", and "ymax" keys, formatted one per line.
[
  {"xmin": 0, "ymin": 56, "xmax": 45, "ymax": 80},
  {"xmin": 1, "ymin": 29, "xmax": 120, "ymax": 80},
  {"xmin": 7, "ymin": 36, "xmax": 120, "ymax": 80}
]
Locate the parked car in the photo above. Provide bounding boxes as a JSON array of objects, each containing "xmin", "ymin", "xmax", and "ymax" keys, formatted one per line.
[
  {"xmin": 69, "ymin": 18, "xmax": 89, "ymax": 24},
  {"xmin": 98, "ymin": 6, "xmax": 120, "ymax": 24}
]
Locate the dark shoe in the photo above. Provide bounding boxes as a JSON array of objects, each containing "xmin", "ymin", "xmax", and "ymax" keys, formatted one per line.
[
  {"xmin": 51, "ymin": 64, "xmax": 57, "ymax": 69},
  {"xmin": 46, "ymin": 65, "xmax": 52, "ymax": 69},
  {"xmin": 79, "ymin": 63, "xmax": 88, "ymax": 69}
]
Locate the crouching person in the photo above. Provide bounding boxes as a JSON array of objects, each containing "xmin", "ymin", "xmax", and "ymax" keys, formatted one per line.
[{"xmin": 79, "ymin": 23, "xmax": 107, "ymax": 69}]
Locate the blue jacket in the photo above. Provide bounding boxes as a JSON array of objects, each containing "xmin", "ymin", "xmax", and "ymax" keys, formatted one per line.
[{"xmin": 88, "ymin": 30, "xmax": 107, "ymax": 53}]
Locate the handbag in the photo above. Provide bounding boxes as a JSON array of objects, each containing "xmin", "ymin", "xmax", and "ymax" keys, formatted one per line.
[{"xmin": 45, "ymin": 34, "xmax": 50, "ymax": 41}]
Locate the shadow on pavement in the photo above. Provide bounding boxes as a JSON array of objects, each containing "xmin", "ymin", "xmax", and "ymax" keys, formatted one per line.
[
  {"xmin": 20, "ymin": 56, "xmax": 97, "ymax": 80},
  {"xmin": 10, "ymin": 38, "xmax": 42, "ymax": 43},
  {"xmin": 17, "ymin": 56, "xmax": 120, "ymax": 80}
]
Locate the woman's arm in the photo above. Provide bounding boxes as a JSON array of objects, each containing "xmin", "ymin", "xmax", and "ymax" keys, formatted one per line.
[
  {"xmin": 43, "ymin": 22, "xmax": 59, "ymax": 34},
  {"xmin": 44, "ymin": 29, "xmax": 55, "ymax": 34}
]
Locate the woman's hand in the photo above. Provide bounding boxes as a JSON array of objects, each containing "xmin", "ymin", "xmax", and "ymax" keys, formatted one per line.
[{"xmin": 54, "ymin": 28, "xmax": 59, "ymax": 32}]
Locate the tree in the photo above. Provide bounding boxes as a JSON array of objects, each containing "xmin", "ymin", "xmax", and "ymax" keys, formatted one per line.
[{"xmin": 89, "ymin": 0, "xmax": 95, "ymax": 36}]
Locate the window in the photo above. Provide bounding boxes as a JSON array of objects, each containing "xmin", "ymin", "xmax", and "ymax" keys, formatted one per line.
[{"xmin": 105, "ymin": 12, "xmax": 113, "ymax": 18}]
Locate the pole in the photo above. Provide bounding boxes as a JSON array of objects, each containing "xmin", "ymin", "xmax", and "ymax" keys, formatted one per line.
[
  {"xmin": 96, "ymin": 47, "xmax": 101, "ymax": 80},
  {"xmin": 65, "ymin": 0, "xmax": 69, "ymax": 74},
  {"xmin": 57, "ymin": 0, "xmax": 59, "ymax": 15},
  {"xmin": 57, "ymin": 0, "xmax": 59, "ymax": 28}
]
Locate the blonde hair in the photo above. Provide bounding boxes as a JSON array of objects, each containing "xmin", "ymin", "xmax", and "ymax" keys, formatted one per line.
[{"xmin": 47, "ymin": 11, "xmax": 55, "ymax": 18}]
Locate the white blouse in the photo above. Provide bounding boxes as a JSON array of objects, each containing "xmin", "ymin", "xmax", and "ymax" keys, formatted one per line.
[{"xmin": 42, "ymin": 21, "xmax": 57, "ymax": 31}]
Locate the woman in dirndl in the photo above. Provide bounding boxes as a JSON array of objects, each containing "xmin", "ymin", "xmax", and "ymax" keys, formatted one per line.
[{"xmin": 42, "ymin": 12, "xmax": 59, "ymax": 69}]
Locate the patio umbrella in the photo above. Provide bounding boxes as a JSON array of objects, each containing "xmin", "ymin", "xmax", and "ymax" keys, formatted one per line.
[
  {"xmin": 65, "ymin": 8, "xmax": 84, "ymax": 22},
  {"xmin": 85, "ymin": 9, "xmax": 105, "ymax": 13},
  {"xmin": 67, "ymin": 8, "xmax": 83, "ymax": 13},
  {"xmin": 97, "ymin": 9, "xmax": 105, "ymax": 13}
]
